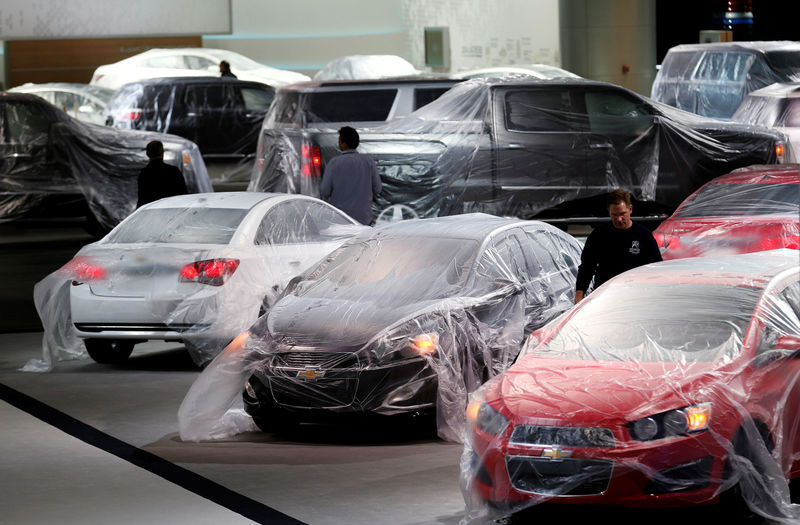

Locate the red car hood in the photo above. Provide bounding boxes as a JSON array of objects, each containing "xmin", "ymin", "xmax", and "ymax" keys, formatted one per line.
[
  {"xmin": 490, "ymin": 357, "xmax": 742, "ymax": 425},
  {"xmin": 657, "ymin": 216, "xmax": 799, "ymax": 260}
]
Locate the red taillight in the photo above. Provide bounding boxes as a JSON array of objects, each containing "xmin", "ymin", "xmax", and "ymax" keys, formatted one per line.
[
  {"xmin": 116, "ymin": 109, "xmax": 142, "ymax": 122},
  {"xmin": 301, "ymin": 144, "xmax": 322, "ymax": 177},
  {"xmin": 61, "ymin": 256, "xmax": 105, "ymax": 281},
  {"xmin": 180, "ymin": 258, "xmax": 240, "ymax": 286}
]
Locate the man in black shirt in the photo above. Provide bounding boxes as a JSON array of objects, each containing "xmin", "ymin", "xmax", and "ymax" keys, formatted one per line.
[
  {"xmin": 574, "ymin": 189, "xmax": 662, "ymax": 303},
  {"xmin": 137, "ymin": 140, "xmax": 189, "ymax": 208}
]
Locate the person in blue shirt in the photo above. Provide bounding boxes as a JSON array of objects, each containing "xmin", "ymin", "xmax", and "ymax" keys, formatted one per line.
[
  {"xmin": 574, "ymin": 189, "xmax": 662, "ymax": 303},
  {"xmin": 320, "ymin": 126, "xmax": 382, "ymax": 225}
]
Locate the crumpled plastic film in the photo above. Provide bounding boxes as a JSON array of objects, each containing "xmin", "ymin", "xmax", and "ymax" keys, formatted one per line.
[
  {"xmin": 250, "ymin": 77, "xmax": 788, "ymax": 222},
  {"xmin": 461, "ymin": 249, "xmax": 800, "ymax": 523},
  {"xmin": 0, "ymin": 92, "xmax": 211, "ymax": 230},
  {"xmin": 29, "ymin": 192, "xmax": 366, "ymax": 371},
  {"xmin": 177, "ymin": 214, "xmax": 582, "ymax": 442},
  {"xmin": 654, "ymin": 164, "xmax": 799, "ymax": 260},
  {"xmin": 732, "ymin": 82, "xmax": 800, "ymax": 160},
  {"xmin": 313, "ymin": 55, "xmax": 421, "ymax": 81},
  {"xmin": 651, "ymin": 41, "xmax": 800, "ymax": 120}
]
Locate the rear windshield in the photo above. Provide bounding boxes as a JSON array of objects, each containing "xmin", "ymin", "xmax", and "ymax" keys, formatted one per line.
[
  {"xmin": 675, "ymin": 183, "xmax": 799, "ymax": 217},
  {"xmin": 107, "ymin": 208, "xmax": 248, "ymax": 244},
  {"xmin": 269, "ymin": 89, "xmax": 397, "ymax": 124}
]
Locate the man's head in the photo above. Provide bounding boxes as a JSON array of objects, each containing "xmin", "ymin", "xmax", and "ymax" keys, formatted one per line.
[
  {"xmin": 219, "ymin": 60, "xmax": 231, "ymax": 73},
  {"xmin": 145, "ymin": 140, "xmax": 164, "ymax": 160},
  {"xmin": 607, "ymin": 189, "xmax": 633, "ymax": 229},
  {"xmin": 338, "ymin": 126, "xmax": 360, "ymax": 151}
]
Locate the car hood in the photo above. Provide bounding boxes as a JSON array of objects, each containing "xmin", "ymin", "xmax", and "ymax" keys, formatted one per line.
[{"xmin": 489, "ymin": 356, "xmax": 742, "ymax": 425}]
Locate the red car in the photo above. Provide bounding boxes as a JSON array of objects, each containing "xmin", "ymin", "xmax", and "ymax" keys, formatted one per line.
[
  {"xmin": 653, "ymin": 164, "xmax": 799, "ymax": 260},
  {"xmin": 464, "ymin": 250, "xmax": 800, "ymax": 517}
]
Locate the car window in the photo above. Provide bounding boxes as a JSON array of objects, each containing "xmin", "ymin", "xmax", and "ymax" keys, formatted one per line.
[
  {"xmin": 3, "ymin": 102, "xmax": 51, "ymax": 145},
  {"xmin": 583, "ymin": 90, "xmax": 652, "ymax": 135},
  {"xmin": 142, "ymin": 55, "xmax": 184, "ymax": 69},
  {"xmin": 107, "ymin": 208, "xmax": 248, "ymax": 244},
  {"xmin": 757, "ymin": 281, "xmax": 800, "ymax": 358},
  {"xmin": 474, "ymin": 230, "xmax": 526, "ymax": 282},
  {"xmin": 504, "ymin": 89, "xmax": 579, "ymax": 132},
  {"xmin": 693, "ymin": 52, "xmax": 754, "ymax": 82},
  {"xmin": 184, "ymin": 84, "xmax": 239, "ymax": 110},
  {"xmin": 241, "ymin": 87, "xmax": 275, "ymax": 111},
  {"xmin": 782, "ymin": 99, "xmax": 800, "ymax": 127},
  {"xmin": 184, "ymin": 55, "xmax": 216, "ymax": 70},
  {"xmin": 414, "ymin": 87, "xmax": 452, "ymax": 109},
  {"xmin": 306, "ymin": 90, "xmax": 397, "ymax": 123},
  {"xmin": 659, "ymin": 51, "xmax": 696, "ymax": 80},
  {"xmin": 256, "ymin": 200, "xmax": 346, "ymax": 245}
]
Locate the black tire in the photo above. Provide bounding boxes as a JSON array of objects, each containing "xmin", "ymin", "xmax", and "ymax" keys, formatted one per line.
[{"xmin": 84, "ymin": 339, "xmax": 135, "ymax": 364}]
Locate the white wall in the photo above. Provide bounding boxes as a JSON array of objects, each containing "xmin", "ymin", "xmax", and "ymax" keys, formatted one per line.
[{"xmin": 401, "ymin": 0, "xmax": 562, "ymax": 73}]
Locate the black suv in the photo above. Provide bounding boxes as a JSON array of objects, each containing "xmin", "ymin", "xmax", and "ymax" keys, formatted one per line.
[{"xmin": 105, "ymin": 77, "xmax": 275, "ymax": 179}]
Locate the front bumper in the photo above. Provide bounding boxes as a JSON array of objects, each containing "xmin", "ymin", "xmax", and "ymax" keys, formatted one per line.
[
  {"xmin": 246, "ymin": 352, "xmax": 437, "ymax": 420},
  {"xmin": 468, "ymin": 422, "xmax": 728, "ymax": 509}
]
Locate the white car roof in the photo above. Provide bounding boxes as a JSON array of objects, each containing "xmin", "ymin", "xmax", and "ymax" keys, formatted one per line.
[{"xmin": 142, "ymin": 192, "xmax": 292, "ymax": 211}]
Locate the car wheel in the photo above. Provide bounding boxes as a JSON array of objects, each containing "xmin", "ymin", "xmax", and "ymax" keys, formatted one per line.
[
  {"xmin": 84, "ymin": 339, "xmax": 135, "ymax": 364},
  {"xmin": 720, "ymin": 422, "xmax": 779, "ymax": 521}
]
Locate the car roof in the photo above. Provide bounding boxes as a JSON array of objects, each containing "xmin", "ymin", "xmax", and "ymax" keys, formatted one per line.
[
  {"xmin": 280, "ymin": 77, "xmax": 460, "ymax": 91},
  {"xmin": 709, "ymin": 164, "xmax": 800, "ymax": 185},
  {"xmin": 115, "ymin": 76, "xmax": 270, "ymax": 88},
  {"xmin": 612, "ymin": 249, "xmax": 799, "ymax": 288},
  {"xmin": 366, "ymin": 213, "xmax": 548, "ymax": 241},
  {"xmin": 664, "ymin": 41, "xmax": 800, "ymax": 55},
  {"xmin": 142, "ymin": 192, "xmax": 290, "ymax": 211}
]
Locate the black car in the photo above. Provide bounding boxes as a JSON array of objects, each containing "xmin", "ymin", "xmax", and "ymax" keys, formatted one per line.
[
  {"xmin": 240, "ymin": 214, "xmax": 581, "ymax": 440},
  {"xmin": 105, "ymin": 77, "xmax": 275, "ymax": 185},
  {"xmin": 0, "ymin": 92, "xmax": 211, "ymax": 230}
]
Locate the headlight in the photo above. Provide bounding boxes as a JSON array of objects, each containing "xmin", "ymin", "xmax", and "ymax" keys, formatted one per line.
[
  {"xmin": 375, "ymin": 319, "xmax": 441, "ymax": 361},
  {"xmin": 628, "ymin": 403, "xmax": 711, "ymax": 442},
  {"xmin": 467, "ymin": 391, "xmax": 509, "ymax": 437}
]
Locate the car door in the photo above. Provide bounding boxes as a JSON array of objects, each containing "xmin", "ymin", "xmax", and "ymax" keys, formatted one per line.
[
  {"xmin": 492, "ymin": 86, "xmax": 591, "ymax": 216},
  {"xmin": 182, "ymin": 82, "xmax": 241, "ymax": 156},
  {"xmin": 576, "ymin": 87, "xmax": 659, "ymax": 205}
]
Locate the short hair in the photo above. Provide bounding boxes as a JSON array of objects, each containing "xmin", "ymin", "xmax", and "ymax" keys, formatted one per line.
[
  {"xmin": 146, "ymin": 140, "xmax": 164, "ymax": 159},
  {"xmin": 607, "ymin": 189, "xmax": 631, "ymax": 208},
  {"xmin": 220, "ymin": 60, "xmax": 231, "ymax": 70},
  {"xmin": 338, "ymin": 126, "xmax": 360, "ymax": 149}
]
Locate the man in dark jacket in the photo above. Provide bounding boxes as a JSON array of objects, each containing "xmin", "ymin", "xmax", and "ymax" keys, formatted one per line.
[
  {"xmin": 574, "ymin": 189, "xmax": 662, "ymax": 303},
  {"xmin": 137, "ymin": 140, "xmax": 188, "ymax": 208},
  {"xmin": 319, "ymin": 126, "xmax": 382, "ymax": 225}
]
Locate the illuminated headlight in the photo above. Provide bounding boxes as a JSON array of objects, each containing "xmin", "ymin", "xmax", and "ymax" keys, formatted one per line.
[
  {"xmin": 629, "ymin": 403, "xmax": 712, "ymax": 441},
  {"xmin": 377, "ymin": 321, "xmax": 441, "ymax": 361},
  {"xmin": 467, "ymin": 400, "xmax": 509, "ymax": 436}
]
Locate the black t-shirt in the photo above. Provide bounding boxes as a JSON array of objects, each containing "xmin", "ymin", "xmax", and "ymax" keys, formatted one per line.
[
  {"xmin": 575, "ymin": 221, "xmax": 662, "ymax": 293},
  {"xmin": 137, "ymin": 159, "xmax": 189, "ymax": 208}
]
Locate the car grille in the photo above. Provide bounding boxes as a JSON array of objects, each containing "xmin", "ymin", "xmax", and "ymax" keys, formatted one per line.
[
  {"xmin": 268, "ymin": 376, "xmax": 358, "ymax": 408},
  {"xmin": 272, "ymin": 351, "xmax": 360, "ymax": 370},
  {"xmin": 506, "ymin": 455, "xmax": 613, "ymax": 496},
  {"xmin": 510, "ymin": 425, "xmax": 616, "ymax": 448}
]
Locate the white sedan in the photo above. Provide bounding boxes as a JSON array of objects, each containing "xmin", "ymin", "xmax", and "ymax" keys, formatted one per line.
[
  {"xmin": 64, "ymin": 192, "xmax": 365, "ymax": 365},
  {"xmin": 89, "ymin": 47, "xmax": 310, "ymax": 90}
]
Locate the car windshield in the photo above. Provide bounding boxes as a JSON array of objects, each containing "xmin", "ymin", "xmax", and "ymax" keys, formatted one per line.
[
  {"xmin": 298, "ymin": 237, "xmax": 479, "ymax": 302},
  {"xmin": 106, "ymin": 208, "xmax": 248, "ymax": 244},
  {"xmin": 531, "ymin": 283, "xmax": 761, "ymax": 363},
  {"xmin": 675, "ymin": 183, "xmax": 799, "ymax": 217}
]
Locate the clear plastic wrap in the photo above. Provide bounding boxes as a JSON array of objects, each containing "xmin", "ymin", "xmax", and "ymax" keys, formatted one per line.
[
  {"xmin": 654, "ymin": 164, "xmax": 799, "ymax": 260},
  {"xmin": 732, "ymin": 82, "xmax": 800, "ymax": 160},
  {"xmin": 250, "ymin": 77, "xmax": 789, "ymax": 222},
  {"xmin": 652, "ymin": 41, "xmax": 800, "ymax": 120},
  {"xmin": 27, "ymin": 192, "xmax": 366, "ymax": 371},
  {"xmin": 461, "ymin": 249, "xmax": 800, "ymax": 522},
  {"xmin": 0, "ymin": 92, "xmax": 211, "ymax": 230},
  {"xmin": 177, "ymin": 213, "xmax": 582, "ymax": 442},
  {"xmin": 313, "ymin": 55, "xmax": 421, "ymax": 81}
]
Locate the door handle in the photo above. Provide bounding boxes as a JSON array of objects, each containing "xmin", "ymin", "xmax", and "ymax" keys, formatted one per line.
[
  {"xmin": 187, "ymin": 112, "xmax": 199, "ymax": 117},
  {"xmin": 589, "ymin": 141, "xmax": 613, "ymax": 149},
  {"xmin": 11, "ymin": 153, "xmax": 32, "ymax": 159}
]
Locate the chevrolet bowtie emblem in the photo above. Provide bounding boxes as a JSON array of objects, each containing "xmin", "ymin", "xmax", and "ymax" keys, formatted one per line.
[
  {"xmin": 541, "ymin": 447, "xmax": 572, "ymax": 460},
  {"xmin": 297, "ymin": 369, "xmax": 324, "ymax": 380}
]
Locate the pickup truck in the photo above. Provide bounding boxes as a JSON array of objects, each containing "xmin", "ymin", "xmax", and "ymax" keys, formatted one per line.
[{"xmin": 250, "ymin": 78, "xmax": 790, "ymax": 223}]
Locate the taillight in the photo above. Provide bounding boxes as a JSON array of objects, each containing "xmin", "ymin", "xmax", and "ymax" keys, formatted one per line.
[
  {"xmin": 785, "ymin": 233, "xmax": 800, "ymax": 250},
  {"xmin": 61, "ymin": 256, "xmax": 105, "ymax": 281},
  {"xmin": 180, "ymin": 258, "xmax": 240, "ymax": 286},
  {"xmin": 776, "ymin": 142, "xmax": 787, "ymax": 163},
  {"xmin": 116, "ymin": 109, "xmax": 142, "ymax": 122},
  {"xmin": 301, "ymin": 144, "xmax": 322, "ymax": 177}
]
